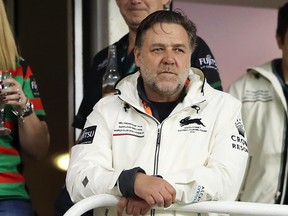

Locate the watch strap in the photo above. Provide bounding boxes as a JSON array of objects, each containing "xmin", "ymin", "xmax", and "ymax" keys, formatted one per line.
[{"xmin": 12, "ymin": 100, "xmax": 34, "ymax": 123}]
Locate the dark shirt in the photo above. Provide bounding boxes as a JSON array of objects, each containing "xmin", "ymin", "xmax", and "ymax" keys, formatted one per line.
[
  {"xmin": 273, "ymin": 59, "xmax": 288, "ymax": 99},
  {"xmin": 73, "ymin": 34, "xmax": 222, "ymax": 129},
  {"xmin": 272, "ymin": 59, "xmax": 288, "ymax": 204}
]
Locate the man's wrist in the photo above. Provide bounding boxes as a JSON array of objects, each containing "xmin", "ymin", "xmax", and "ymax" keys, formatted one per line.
[{"xmin": 118, "ymin": 167, "xmax": 145, "ymax": 198}]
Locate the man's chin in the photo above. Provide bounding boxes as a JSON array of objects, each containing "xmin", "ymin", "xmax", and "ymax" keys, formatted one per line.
[
  {"xmin": 156, "ymin": 83, "xmax": 179, "ymax": 95},
  {"xmin": 129, "ymin": 13, "xmax": 148, "ymax": 23}
]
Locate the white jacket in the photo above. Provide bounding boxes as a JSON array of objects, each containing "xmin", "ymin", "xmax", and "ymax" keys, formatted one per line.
[
  {"xmin": 67, "ymin": 68, "xmax": 248, "ymax": 215},
  {"xmin": 228, "ymin": 60, "xmax": 288, "ymax": 204}
]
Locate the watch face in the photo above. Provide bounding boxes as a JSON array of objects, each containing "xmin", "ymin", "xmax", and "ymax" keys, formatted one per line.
[
  {"xmin": 27, "ymin": 102, "xmax": 33, "ymax": 109},
  {"xmin": 23, "ymin": 102, "xmax": 34, "ymax": 117}
]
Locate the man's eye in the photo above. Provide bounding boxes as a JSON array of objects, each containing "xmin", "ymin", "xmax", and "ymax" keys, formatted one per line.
[
  {"xmin": 152, "ymin": 48, "xmax": 163, "ymax": 52},
  {"xmin": 175, "ymin": 48, "xmax": 184, "ymax": 53}
]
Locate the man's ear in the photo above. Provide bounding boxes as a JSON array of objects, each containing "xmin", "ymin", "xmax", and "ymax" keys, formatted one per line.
[
  {"xmin": 163, "ymin": 0, "xmax": 172, "ymax": 10},
  {"xmin": 134, "ymin": 47, "xmax": 141, "ymax": 67},
  {"xmin": 276, "ymin": 34, "xmax": 284, "ymax": 49}
]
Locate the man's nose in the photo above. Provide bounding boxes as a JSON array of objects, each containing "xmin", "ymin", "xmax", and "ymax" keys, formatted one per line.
[
  {"xmin": 163, "ymin": 51, "xmax": 175, "ymax": 64},
  {"xmin": 130, "ymin": 0, "xmax": 142, "ymax": 4}
]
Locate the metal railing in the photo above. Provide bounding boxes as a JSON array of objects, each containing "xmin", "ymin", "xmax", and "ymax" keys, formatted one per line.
[{"xmin": 64, "ymin": 194, "xmax": 288, "ymax": 216}]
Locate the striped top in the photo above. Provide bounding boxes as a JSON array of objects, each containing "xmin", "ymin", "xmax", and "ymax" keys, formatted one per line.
[{"xmin": 0, "ymin": 59, "xmax": 46, "ymax": 199}]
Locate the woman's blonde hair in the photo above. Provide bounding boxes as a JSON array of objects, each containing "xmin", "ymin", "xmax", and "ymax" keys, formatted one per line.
[{"xmin": 0, "ymin": 0, "xmax": 19, "ymax": 70}]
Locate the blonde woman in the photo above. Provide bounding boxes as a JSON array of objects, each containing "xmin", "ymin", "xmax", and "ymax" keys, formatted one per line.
[{"xmin": 0, "ymin": 0, "xmax": 49, "ymax": 215}]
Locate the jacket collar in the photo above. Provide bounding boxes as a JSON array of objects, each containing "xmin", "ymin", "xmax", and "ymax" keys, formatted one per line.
[{"xmin": 116, "ymin": 68, "xmax": 209, "ymax": 111}]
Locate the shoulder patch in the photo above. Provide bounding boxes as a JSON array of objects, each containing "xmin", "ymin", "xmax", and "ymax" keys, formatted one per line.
[{"xmin": 78, "ymin": 126, "xmax": 97, "ymax": 144}]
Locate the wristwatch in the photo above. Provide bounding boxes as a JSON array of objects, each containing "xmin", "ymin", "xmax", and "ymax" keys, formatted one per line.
[{"xmin": 12, "ymin": 101, "xmax": 34, "ymax": 123}]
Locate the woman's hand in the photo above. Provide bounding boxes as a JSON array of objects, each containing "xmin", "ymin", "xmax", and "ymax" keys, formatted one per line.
[
  {"xmin": 0, "ymin": 77, "xmax": 28, "ymax": 111},
  {"xmin": 0, "ymin": 75, "xmax": 49, "ymax": 159}
]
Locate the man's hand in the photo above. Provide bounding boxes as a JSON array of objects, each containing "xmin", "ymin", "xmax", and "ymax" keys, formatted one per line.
[
  {"xmin": 134, "ymin": 173, "xmax": 176, "ymax": 207},
  {"xmin": 117, "ymin": 197, "xmax": 151, "ymax": 216}
]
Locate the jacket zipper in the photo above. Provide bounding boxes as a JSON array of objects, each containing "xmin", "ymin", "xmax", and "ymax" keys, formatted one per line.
[
  {"xmin": 150, "ymin": 126, "xmax": 162, "ymax": 216},
  {"xmin": 153, "ymin": 126, "xmax": 162, "ymax": 175},
  {"xmin": 132, "ymin": 106, "xmax": 162, "ymax": 216}
]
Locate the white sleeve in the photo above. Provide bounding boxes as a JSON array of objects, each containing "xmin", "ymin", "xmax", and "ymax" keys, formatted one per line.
[{"xmin": 66, "ymin": 100, "xmax": 122, "ymax": 202}]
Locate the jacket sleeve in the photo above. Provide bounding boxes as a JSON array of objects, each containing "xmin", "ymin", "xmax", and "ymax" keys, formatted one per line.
[
  {"xmin": 67, "ymin": 98, "xmax": 123, "ymax": 202},
  {"xmin": 162, "ymin": 98, "xmax": 248, "ymax": 204}
]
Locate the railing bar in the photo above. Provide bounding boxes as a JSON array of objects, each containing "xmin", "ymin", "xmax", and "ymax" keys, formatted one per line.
[
  {"xmin": 64, "ymin": 195, "xmax": 119, "ymax": 216},
  {"xmin": 64, "ymin": 194, "xmax": 288, "ymax": 216}
]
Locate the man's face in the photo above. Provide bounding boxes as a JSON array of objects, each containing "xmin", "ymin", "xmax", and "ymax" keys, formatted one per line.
[
  {"xmin": 134, "ymin": 23, "xmax": 192, "ymax": 102},
  {"xmin": 116, "ymin": 0, "xmax": 170, "ymax": 31},
  {"xmin": 277, "ymin": 31, "xmax": 288, "ymax": 69}
]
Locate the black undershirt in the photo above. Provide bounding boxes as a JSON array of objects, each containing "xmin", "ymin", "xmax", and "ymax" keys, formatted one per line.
[
  {"xmin": 137, "ymin": 76, "xmax": 183, "ymax": 123},
  {"xmin": 150, "ymin": 101, "xmax": 178, "ymax": 123}
]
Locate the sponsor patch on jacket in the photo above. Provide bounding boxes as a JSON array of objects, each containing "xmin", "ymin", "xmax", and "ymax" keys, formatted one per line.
[
  {"xmin": 198, "ymin": 54, "xmax": 218, "ymax": 70},
  {"xmin": 78, "ymin": 126, "xmax": 97, "ymax": 144},
  {"xmin": 235, "ymin": 119, "xmax": 245, "ymax": 138},
  {"xmin": 113, "ymin": 121, "xmax": 144, "ymax": 137},
  {"xmin": 193, "ymin": 185, "xmax": 205, "ymax": 203},
  {"xmin": 30, "ymin": 76, "xmax": 40, "ymax": 97},
  {"xmin": 178, "ymin": 116, "xmax": 207, "ymax": 133}
]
